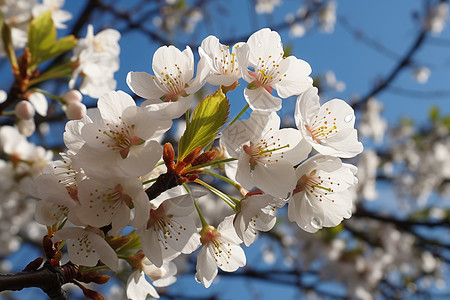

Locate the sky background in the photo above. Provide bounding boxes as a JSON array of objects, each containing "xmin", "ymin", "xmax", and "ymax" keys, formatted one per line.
[{"xmin": 1, "ymin": 0, "xmax": 450, "ymax": 299}]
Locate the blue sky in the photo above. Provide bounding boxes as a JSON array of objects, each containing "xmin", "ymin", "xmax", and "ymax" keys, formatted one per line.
[{"xmin": 2, "ymin": 0, "xmax": 450, "ymax": 299}]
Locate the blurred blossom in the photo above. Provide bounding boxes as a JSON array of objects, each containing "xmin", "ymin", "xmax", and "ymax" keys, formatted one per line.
[
  {"xmin": 318, "ymin": 1, "xmax": 337, "ymax": 33},
  {"xmin": 413, "ymin": 66, "xmax": 431, "ymax": 84},
  {"xmin": 255, "ymin": 0, "xmax": 282, "ymax": 14},
  {"xmin": 0, "ymin": 90, "xmax": 6, "ymax": 104},
  {"xmin": 423, "ymin": 2, "xmax": 448, "ymax": 34},
  {"xmin": 359, "ymin": 97, "xmax": 387, "ymax": 144},
  {"xmin": 356, "ymin": 149, "xmax": 379, "ymax": 200},
  {"xmin": 324, "ymin": 70, "xmax": 346, "ymax": 92},
  {"xmin": 289, "ymin": 22, "xmax": 307, "ymax": 37}
]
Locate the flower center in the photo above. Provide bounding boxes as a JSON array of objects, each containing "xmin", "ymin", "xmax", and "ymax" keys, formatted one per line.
[
  {"xmin": 154, "ymin": 64, "xmax": 189, "ymax": 102},
  {"xmin": 243, "ymin": 130, "xmax": 290, "ymax": 169},
  {"xmin": 293, "ymin": 170, "xmax": 338, "ymax": 203},
  {"xmin": 306, "ymin": 108, "xmax": 338, "ymax": 143},
  {"xmin": 96, "ymin": 119, "xmax": 144, "ymax": 159},
  {"xmin": 214, "ymin": 46, "xmax": 239, "ymax": 75}
]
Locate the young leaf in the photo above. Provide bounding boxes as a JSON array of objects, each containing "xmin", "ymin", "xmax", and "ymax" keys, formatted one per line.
[
  {"xmin": 27, "ymin": 11, "xmax": 77, "ymax": 71},
  {"xmin": 178, "ymin": 87, "xmax": 229, "ymax": 160}
]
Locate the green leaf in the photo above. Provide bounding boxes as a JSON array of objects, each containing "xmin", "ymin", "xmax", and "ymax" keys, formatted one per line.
[
  {"xmin": 429, "ymin": 106, "xmax": 439, "ymax": 122},
  {"xmin": 178, "ymin": 87, "xmax": 230, "ymax": 160},
  {"xmin": 27, "ymin": 10, "xmax": 77, "ymax": 70}
]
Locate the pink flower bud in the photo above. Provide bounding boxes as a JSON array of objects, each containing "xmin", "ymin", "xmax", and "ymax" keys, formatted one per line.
[
  {"xmin": 65, "ymin": 102, "xmax": 86, "ymax": 120},
  {"xmin": 14, "ymin": 100, "xmax": 35, "ymax": 120},
  {"xmin": 63, "ymin": 90, "xmax": 83, "ymax": 104}
]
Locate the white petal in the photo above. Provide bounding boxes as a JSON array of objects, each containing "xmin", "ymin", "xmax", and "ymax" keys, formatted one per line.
[
  {"xmin": 244, "ymin": 87, "xmax": 282, "ymax": 112},
  {"xmin": 29, "ymin": 92, "xmax": 48, "ymax": 117},
  {"xmin": 126, "ymin": 270, "xmax": 159, "ymax": 300},
  {"xmin": 195, "ymin": 246, "xmax": 218, "ymax": 288},
  {"xmin": 97, "ymin": 90, "xmax": 135, "ymax": 122},
  {"xmin": 127, "ymin": 71, "xmax": 165, "ymax": 99}
]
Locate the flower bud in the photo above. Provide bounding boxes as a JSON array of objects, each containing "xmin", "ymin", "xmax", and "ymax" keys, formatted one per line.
[
  {"xmin": 63, "ymin": 89, "xmax": 83, "ymax": 103},
  {"xmin": 65, "ymin": 102, "xmax": 87, "ymax": 120},
  {"xmin": 14, "ymin": 100, "xmax": 35, "ymax": 120},
  {"xmin": 17, "ymin": 118, "xmax": 36, "ymax": 137}
]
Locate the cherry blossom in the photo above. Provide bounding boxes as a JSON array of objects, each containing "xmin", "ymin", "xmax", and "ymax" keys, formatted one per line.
[
  {"xmin": 288, "ymin": 155, "xmax": 358, "ymax": 233},
  {"xmin": 233, "ymin": 193, "xmax": 284, "ymax": 246},
  {"xmin": 295, "ymin": 87, "xmax": 363, "ymax": 158},
  {"xmin": 236, "ymin": 28, "xmax": 312, "ymax": 111},
  {"xmin": 127, "ymin": 45, "xmax": 208, "ymax": 119},
  {"xmin": 221, "ymin": 111, "xmax": 310, "ymax": 198},
  {"xmin": 70, "ymin": 24, "xmax": 120, "ymax": 98},
  {"xmin": 138, "ymin": 188, "xmax": 199, "ymax": 267},
  {"xmin": 66, "ymin": 90, "xmax": 171, "ymax": 177},
  {"xmin": 195, "ymin": 216, "xmax": 246, "ymax": 288},
  {"xmin": 33, "ymin": 157, "xmax": 83, "ymax": 226},
  {"xmin": 52, "ymin": 226, "xmax": 119, "ymax": 271},
  {"xmin": 126, "ymin": 270, "xmax": 160, "ymax": 300},
  {"xmin": 32, "ymin": 0, "xmax": 72, "ymax": 29},
  {"xmin": 76, "ymin": 176, "xmax": 150, "ymax": 235},
  {"xmin": 198, "ymin": 35, "xmax": 245, "ymax": 86}
]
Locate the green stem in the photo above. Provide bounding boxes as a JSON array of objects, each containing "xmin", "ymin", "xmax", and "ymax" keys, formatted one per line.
[
  {"xmin": 142, "ymin": 177, "xmax": 158, "ymax": 185},
  {"xmin": 28, "ymin": 61, "xmax": 74, "ymax": 86},
  {"xmin": 187, "ymin": 157, "xmax": 237, "ymax": 171},
  {"xmin": 201, "ymin": 170, "xmax": 242, "ymax": 193},
  {"xmin": 194, "ymin": 179, "xmax": 236, "ymax": 212},
  {"xmin": 80, "ymin": 265, "xmax": 109, "ymax": 273},
  {"xmin": 29, "ymin": 88, "xmax": 63, "ymax": 102},
  {"xmin": 183, "ymin": 183, "xmax": 209, "ymax": 228},
  {"xmin": 228, "ymin": 103, "xmax": 249, "ymax": 126}
]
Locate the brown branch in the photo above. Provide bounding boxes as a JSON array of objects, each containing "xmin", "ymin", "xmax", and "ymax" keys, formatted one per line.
[
  {"xmin": 0, "ymin": 262, "xmax": 78, "ymax": 300},
  {"xmin": 352, "ymin": 30, "xmax": 428, "ymax": 110}
]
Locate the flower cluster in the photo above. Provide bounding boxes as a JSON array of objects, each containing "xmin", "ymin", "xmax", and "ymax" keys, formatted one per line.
[{"xmin": 34, "ymin": 28, "xmax": 362, "ymax": 298}]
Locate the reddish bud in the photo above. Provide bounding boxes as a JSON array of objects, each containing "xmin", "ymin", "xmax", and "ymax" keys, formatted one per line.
[
  {"xmin": 23, "ymin": 257, "xmax": 43, "ymax": 272},
  {"xmin": 182, "ymin": 146, "xmax": 202, "ymax": 165},
  {"xmin": 77, "ymin": 271, "xmax": 110, "ymax": 284},
  {"xmin": 191, "ymin": 151, "xmax": 217, "ymax": 167},
  {"xmin": 163, "ymin": 143, "xmax": 176, "ymax": 171},
  {"xmin": 43, "ymin": 235, "xmax": 60, "ymax": 260}
]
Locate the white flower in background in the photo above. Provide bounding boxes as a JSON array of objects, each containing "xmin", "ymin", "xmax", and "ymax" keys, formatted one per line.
[
  {"xmin": 127, "ymin": 45, "xmax": 208, "ymax": 119},
  {"xmin": 355, "ymin": 150, "xmax": 379, "ymax": 201},
  {"xmin": 236, "ymin": 28, "xmax": 312, "ymax": 111},
  {"xmin": 358, "ymin": 97, "xmax": 387, "ymax": 144},
  {"xmin": 76, "ymin": 176, "xmax": 150, "ymax": 235},
  {"xmin": 0, "ymin": 0, "xmax": 35, "ymax": 56},
  {"xmin": 424, "ymin": 2, "xmax": 448, "ymax": 34},
  {"xmin": 195, "ymin": 216, "xmax": 246, "ymax": 288},
  {"xmin": 138, "ymin": 188, "xmax": 199, "ymax": 267},
  {"xmin": 33, "ymin": 156, "xmax": 84, "ymax": 226},
  {"xmin": 32, "ymin": 0, "xmax": 72, "ymax": 29},
  {"xmin": 199, "ymin": 36, "xmax": 245, "ymax": 87},
  {"xmin": 28, "ymin": 92, "xmax": 48, "ymax": 117},
  {"xmin": 324, "ymin": 70, "xmax": 346, "ymax": 92},
  {"xmin": 255, "ymin": 0, "xmax": 282, "ymax": 14},
  {"xmin": 142, "ymin": 258, "xmax": 177, "ymax": 287},
  {"xmin": 221, "ymin": 111, "xmax": 310, "ymax": 198},
  {"xmin": 14, "ymin": 101, "xmax": 35, "ymax": 120},
  {"xmin": 0, "ymin": 90, "xmax": 6, "ymax": 104},
  {"xmin": 318, "ymin": 1, "xmax": 337, "ymax": 33},
  {"xmin": 126, "ymin": 270, "xmax": 160, "ymax": 300},
  {"xmin": 288, "ymin": 155, "xmax": 357, "ymax": 233},
  {"xmin": 67, "ymin": 91, "xmax": 170, "ymax": 177},
  {"xmin": 52, "ymin": 226, "xmax": 119, "ymax": 271},
  {"xmin": 295, "ymin": 87, "xmax": 363, "ymax": 158},
  {"xmin": 0, "ymin": 126, "xmax": 52, "ymax": 176},
  {"xmin": 413, "ymin": 66, "xmax": 431, "ymax": 84},
  {"xmin": 70, "ymin": 25, "xmax": 120, "ymax": 98},
  {"xmin": 233, "ymin": 193, "xmax": 284, "ymax": 246}
]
